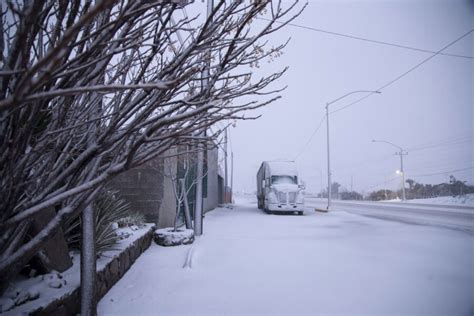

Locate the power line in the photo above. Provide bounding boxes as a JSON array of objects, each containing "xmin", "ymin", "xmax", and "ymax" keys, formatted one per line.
[
  {"xmin": 409, "ymin": 139, "xmax": 472, "ymax": 152},
  {"xmin": 361, "ymin": 166, "xmax": 473, "ymax": 191},
  {"xmin": 339, "ymin": 137, "xmax": 472, "ymax": 176},
  {"xmin": 409, "ymin": 166, "xmax": 474, "ymax": 178},
  {"xmin": 294, "ymin": 30, "xmax": 473, "ymax": 160},
  {"xmin": 255, "ymin": 17, "xmax": 473, "ymax": 59},
  {"xmin": 278, "ymin": 26, "xmax": 472, "ymax": 163},
  {"xmin": 330, "ymin": 29, "xmax": 474, "ymax": 114},
  {"xmin": 407, "ymin": 135, "xmax": 473, "ymax": 152},
  {"xmin": 405, "ymin": 160, "xmax": 474, "ymax": 174},
  {"xmin": 333, "ymin": 153, "xmax": 394, "ymax": 174},
  {"xmin": 405, "ymin": 131, "xmax": 473, "ymax": 150},
  {"xmin": 362, "ymin": 176, "xmax": 399, "ymax": 192},
  {"xmin": 333, "ymin": 159, "xmax": 474, "ymax": 180},
  {"xmin": 293, "ymin": 116, "xmax": 325, "ymax": 160}
]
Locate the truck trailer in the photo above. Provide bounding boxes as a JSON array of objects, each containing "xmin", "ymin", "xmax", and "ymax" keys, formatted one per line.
[{"xmin": 256, "ymin": 161, "xmax": 305, "ymax": 214}]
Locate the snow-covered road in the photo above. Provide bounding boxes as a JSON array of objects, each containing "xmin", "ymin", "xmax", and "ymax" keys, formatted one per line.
[
  {"xmin": 98, "ymin": 196, "xmax": 473, "ymax": 315},
  {"xmin": 306, "ymin": 197, "xmax": 474, "ymax": 233}
]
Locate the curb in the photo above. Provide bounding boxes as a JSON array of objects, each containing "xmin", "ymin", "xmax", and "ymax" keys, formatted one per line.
[{"xmin": 314, "ymin": 208, "xmax": 328, "ymax": 213}]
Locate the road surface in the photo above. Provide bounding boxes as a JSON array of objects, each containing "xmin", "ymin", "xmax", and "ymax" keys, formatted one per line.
[{"xmin": 305, "ymin": 197, "xmax": 474, "ymax": 233}]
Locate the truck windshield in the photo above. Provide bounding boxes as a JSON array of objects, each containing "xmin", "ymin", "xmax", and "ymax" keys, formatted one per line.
[{"xmin": 271, "ymin": 175, "xmax": 297, "ymax": 185}]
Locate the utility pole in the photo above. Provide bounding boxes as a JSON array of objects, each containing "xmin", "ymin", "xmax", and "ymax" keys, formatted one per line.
[
  {"xmin": 396, "ymin": 150, "xmax": 407, "ymax": 201},
  {"xmin": 325, "ymin": 90, "xmax": 381, "ymax": 210},
  {"xmin": 318, "ymin": 169, "xmax": 323, "ymax": 197},
  {"xmin": 194, "ymin": 0, "xmax": 213, "ymax": 236},
  {"xmin": 325, "ymin": 103, "xmax": 332, "ymax": 209},
  {"xmin": 372, "ymin": 139, "xmax": 407, "ymax": 201},
  {"xmin": 224, "ymin": 128, "xmax": 228, "ymax": 203},
  {"xmin": 231, "ymin": 151, "xmax": 234, "ymax": 203}
]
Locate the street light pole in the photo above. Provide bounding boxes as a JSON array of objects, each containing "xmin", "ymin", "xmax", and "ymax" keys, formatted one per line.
[
  {"xmin": 231, "ymin": 151, "xmax": 234, "ymax": 203},
  {"xmin": 397, "ymin": 150, "xmax": 407, "ymax": 201},
  {"xmin": 325, "ymin": 90, "xmax": 381, "ymax": 210},
  {"xmin": 317, "ymin": 169, "xmax": 323, "ymax": 197},
  {"xmin": 224, "ymin": 128, "xmax": 228, "ymax": 203},
  {"xmin": 372, "ymin": 139, "xmax": 407, "ymax": 201},
  {"xmin": 325, "ymin": 103, "xmax": 332, "ymax": 209}
]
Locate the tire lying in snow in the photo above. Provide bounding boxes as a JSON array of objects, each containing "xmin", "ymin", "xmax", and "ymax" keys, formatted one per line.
[{"xmin": 154, "ymin": 228, "xmax": 194, "ymax": 247}]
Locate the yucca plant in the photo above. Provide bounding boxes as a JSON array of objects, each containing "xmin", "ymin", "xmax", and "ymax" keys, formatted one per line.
[{"xmin": 64, "ymin": 190, "xmax": 133, "ymax": 255}]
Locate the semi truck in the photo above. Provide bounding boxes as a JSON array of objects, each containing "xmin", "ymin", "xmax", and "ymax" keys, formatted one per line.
[{"xmin": 256, "ymin": 161, "xmax": 305, "ymax": 215}]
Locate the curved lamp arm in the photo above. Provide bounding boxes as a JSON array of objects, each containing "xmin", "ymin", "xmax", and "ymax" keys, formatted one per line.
[{"xmin": 372, "ymin": 139, "xmax": 403, "ymax": 151}]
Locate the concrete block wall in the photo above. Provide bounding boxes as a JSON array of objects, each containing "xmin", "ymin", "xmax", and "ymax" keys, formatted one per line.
[
  {"xmin": 157, "ymin": 149, "xmax": 178, "ymax": 228},
  {"xmin": 109, "ymin": 146, "xmax": 220, "ymax": 227},
  {"xmin": 108, "ymin": 150, "xmax": 177, "ymax": 228},
  {"xmin": 203, "ymin": 146, "xmax": 219, "ymax": 213}
]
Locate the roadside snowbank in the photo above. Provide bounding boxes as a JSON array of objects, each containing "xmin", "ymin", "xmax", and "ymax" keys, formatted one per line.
[{"xmin": 404, "ymin": 194, "xmax": 474, "ymax": 206}]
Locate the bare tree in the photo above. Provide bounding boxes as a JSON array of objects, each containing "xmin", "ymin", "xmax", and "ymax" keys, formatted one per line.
[
  {"xmin": 163, "ymin": 142, "xmax": 216, "ymax": 232},
  {"xmin": 0, "ymin": 0, "xmax": 305, "ymax": 300}
]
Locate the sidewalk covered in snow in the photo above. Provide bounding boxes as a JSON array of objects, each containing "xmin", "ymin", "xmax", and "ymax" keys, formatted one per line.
[{"xmin": 98, "ymin": 196, "xmax": 473, "ymax": 315}]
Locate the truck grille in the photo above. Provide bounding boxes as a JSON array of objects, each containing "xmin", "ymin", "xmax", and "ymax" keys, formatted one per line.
[
  {"xmin": 289, "ymin": 192, "xmax": 296, "ymax": 203},
  {"xmin": 278, "ymin": 192, "xmax": 296, "ymax": 204},
  {"xmin": 278, "ymin": 192, "xmax": 287, "ymax": 204}
]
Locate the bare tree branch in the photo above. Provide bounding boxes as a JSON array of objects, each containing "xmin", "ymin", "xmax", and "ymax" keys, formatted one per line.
[{"xmin": 0, "ymin": 0, "xmax": 305, "ymax": 295}]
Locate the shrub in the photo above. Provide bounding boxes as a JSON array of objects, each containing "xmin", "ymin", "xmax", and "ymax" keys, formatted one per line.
[{"xmin": 64, "ymin": 190, "xmax": 132, "ymax": 255}]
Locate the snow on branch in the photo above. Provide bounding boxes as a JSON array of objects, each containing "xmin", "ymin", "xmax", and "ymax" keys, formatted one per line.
[{"xmin": 0, "ymin": 0, "xmax": 305, "ymax": 293}]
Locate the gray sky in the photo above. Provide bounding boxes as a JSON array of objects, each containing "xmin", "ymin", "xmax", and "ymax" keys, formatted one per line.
[{"xmin": 229, "ymin": 0, "xmax": 473, "ymax": 195}]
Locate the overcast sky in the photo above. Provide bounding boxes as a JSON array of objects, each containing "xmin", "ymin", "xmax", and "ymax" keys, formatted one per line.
[{"xmin": 224, "ymin": 0, "xmax": 473, "ymax": 195}]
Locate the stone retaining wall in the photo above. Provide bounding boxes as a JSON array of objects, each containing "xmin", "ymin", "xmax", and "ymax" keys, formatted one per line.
[{"xmin": 29, "ymin": 225, "xmax": 155, "ymax": 316}]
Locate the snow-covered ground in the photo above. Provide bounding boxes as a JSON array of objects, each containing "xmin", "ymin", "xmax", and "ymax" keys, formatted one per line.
[
  {"xmin": 402, "ymin": 193, "xmax": 474, "ymax": 206},
  {"xmin": 98, "ymin": 195, "xmax": 473, "ymax": 315}
]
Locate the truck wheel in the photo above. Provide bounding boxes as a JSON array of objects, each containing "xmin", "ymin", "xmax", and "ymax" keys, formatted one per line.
[{"xmin": 298, "ymin": 211, "xmax": 303, "ymax": 215}]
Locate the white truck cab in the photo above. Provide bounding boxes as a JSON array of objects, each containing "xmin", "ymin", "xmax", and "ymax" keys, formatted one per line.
[{"xmin": 257, "ymin": 161, "xmax": 305, "ymax": 214}]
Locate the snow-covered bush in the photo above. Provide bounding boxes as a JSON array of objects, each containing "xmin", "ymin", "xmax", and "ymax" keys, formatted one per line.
[{"xmin": 64, "ymin": 190, "xmax": 132, "ymax": 255}]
